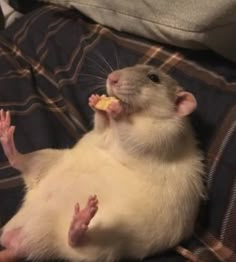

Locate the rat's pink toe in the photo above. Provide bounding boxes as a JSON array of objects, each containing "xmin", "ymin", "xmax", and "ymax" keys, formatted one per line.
[{"xmin": 68, "ymin": 195, "xmax": 99, "ymax": 246}]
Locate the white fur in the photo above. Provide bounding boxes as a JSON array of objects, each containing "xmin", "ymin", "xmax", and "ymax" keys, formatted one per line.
[
  {"xmin": 1, "ymin": 66, "xmax": 204, "ymax": 262},
  {"xmin": 1, "ymin": 119, "xmax": 204, "ymax": 262}
]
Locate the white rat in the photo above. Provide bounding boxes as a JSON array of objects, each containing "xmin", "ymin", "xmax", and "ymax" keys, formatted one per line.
[{"xmin": 0, "ymin": 64, "xmax": 204, "ymax": 262}]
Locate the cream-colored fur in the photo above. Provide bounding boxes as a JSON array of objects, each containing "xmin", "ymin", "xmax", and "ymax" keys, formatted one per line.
[{"xmin": 1, "ymin": 65, "xmax": 204, "ymax": 262}]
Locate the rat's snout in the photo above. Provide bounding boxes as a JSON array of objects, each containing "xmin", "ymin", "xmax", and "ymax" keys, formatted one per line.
[
  {"xmin": 106, "ymin": 71, "xmax": 122, "ymax": 96},
  {"xmin": 107, "ymin": 71, "xmax": 121, "ymax": 87}
]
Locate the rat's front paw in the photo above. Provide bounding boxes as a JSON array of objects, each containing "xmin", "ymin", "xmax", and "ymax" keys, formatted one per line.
[
  {"xmin": 88, "ymin": 94, "xmax": 123, "ymax": 120},
  {"xmin": 89, "ymin": 94, "xmax": 120, "ymax": 112},
  {"xmin": 107, "ymin": 100, "xmax": 123, "ymax": 119},
  {"xmin": 88, "ymin": 94, "xmax": 101, "ymax": 110}
]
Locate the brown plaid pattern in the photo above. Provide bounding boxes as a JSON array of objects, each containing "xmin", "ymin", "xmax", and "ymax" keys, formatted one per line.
[{"xmin": 0, "ymin": 5, "xmax": 235, "ymax": 262}]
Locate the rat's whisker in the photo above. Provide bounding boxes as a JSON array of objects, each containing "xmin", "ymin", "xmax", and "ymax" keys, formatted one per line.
[
  {"xmin": 92, "ymin": 83, "xmax": 106, "ymax": 88},
  {"xmin": 78, "ymin": 80, "xmax": 105, "ymax": 90},
  {"xmin": 95, "ymin": 52, "xmax": 114, "ymax": 73},
  {"xmin": 79, "ymin": 77, "xmax": 105, "ymax": 84},
  {"xmin": 92, "ymin": 86, "xmax": 106, "ymax": 93},
  {"xmin": 85, "ymin": 56, "xmax": 109, "ymax": 76},
  {"xmin": 79, "ymin": 74, "xmax": 107, "ymax": 81},
  {"xmin": 114, "ymin": 45, "xmax": 120, "ymax": 70},
  {"xmin": 79, "ymin": 80, "xmax": 105, "ymax": 88}
]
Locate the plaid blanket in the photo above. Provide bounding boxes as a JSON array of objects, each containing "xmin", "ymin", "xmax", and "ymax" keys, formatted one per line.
[{"xmin": 0, "ymin": 5, "xmax": 236, "ymax": 262}]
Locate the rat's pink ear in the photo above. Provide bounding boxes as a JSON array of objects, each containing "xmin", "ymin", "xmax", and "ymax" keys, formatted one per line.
[{"xmin": 175, "ymin": 91, "xmax": 197, "ymax": 117}]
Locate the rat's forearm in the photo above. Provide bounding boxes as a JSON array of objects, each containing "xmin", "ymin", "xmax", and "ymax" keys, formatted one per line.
[{"xmin": 93, "ymin": 111, "xmax": 109, "ymax": 131}]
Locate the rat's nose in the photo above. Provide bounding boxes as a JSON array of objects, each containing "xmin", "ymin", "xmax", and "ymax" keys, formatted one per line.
[{"xmin": 107, "ymin": 71, "xmax": 120, "ymax": 86}]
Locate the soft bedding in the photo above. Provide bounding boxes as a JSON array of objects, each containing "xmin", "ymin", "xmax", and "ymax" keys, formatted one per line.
[
  {"xmin": 0, "ymin": 5, "xmax": 236, "ymax": 262},
  {"xmin": 41, "ymin": 0, "xmax": 236, "ymax": 62}
]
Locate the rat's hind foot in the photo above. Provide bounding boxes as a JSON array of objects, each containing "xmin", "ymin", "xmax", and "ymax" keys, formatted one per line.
[
  {"xmin": 0, "ymin": 227, "xmax": 26, "ymax": 257},
  {"xmin": 0, "ymin": 110, "xmax": 21, "ymax": 169},
  {"xmin": 68, "ymin": 195, "xmax": 99, "ymax": 247},
  {"xmin": 0, "ymin": 249, "xmax": 19, "ymax": 262},
  {"xmin": 1, "ymin": 227, "xmax": 21, "ymax": 250}
]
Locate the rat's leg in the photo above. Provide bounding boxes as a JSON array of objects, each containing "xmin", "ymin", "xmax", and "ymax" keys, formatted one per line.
[
  {"xmin": 68, "ymin": 195, "xmax": 98, "ymax": 247},
  {"xmin": 89, "ymin": 94, "xmax": 109, "ymax": 131},
  {"xmin": 0, "ymin": 110, "xmax": 23, "ymax": 170},
  {"xmin": 0, "ymin": 109, "xmax": 64, "ymax": 188}
]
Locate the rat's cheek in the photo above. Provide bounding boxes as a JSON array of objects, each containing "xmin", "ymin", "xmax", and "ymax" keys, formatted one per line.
[{"xmin": 1, "ymin": 227, "xmax": 28, "ymax": 257}]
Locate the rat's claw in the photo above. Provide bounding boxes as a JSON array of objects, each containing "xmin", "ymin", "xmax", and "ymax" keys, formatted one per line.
[
  {"xmin": 0, "ymin": 109, "xmax": 4, "ymax": 121},
  {"xmin": 5, "ymin": 111, "xmax": 11, "ymax": 127},
  {"xmin": 74, "ymin": 203, "xmax": 80, "ymax": 212},
  {"xmin": 0, "ymin": 110, "xmax": 11, "ymax": 130}
]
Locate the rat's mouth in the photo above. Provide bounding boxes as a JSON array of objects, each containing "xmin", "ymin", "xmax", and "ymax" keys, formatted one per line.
[
  {"xmin": 107, "ymin": 88, "xmax": 125, "ymax": 104},
  {"xmin": 106, "ymin": 79, "xmax": 135, "ymax": 107},
  {"xmin": 106, "ymin": 81, "xmax": 121, "ymax": 100}
]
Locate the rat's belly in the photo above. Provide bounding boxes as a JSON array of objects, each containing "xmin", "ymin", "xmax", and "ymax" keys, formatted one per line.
[
  {"xmin": 26, "ymin": 144, "xmax": 160, "ymax": 239},
  {"xmin": 35, "ymin": 147, "xmax": 146, "ymax": 209},
  {"xmin": 3, "ymin": 144, "xmax": 200, "ymax": 261}
]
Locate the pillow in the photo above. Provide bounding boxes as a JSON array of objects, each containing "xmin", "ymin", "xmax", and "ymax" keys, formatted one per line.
[{"xmin": 41, "ymin": 0, "xmax": 236, "ymax": 62}]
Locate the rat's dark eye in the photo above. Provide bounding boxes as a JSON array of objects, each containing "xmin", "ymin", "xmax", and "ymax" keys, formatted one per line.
[{"xmin": 147, "ymin": 74, "xmax": 160, "ymax": 83}]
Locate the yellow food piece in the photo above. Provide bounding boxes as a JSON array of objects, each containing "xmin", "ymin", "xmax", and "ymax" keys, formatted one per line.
[{"xmin": 95, "ymin": 96, "xmax": 118, "ymax": 111}]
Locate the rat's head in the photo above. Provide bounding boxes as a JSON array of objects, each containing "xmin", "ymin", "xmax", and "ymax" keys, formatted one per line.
[{"xmin": 106, "ymin": 64, "xmax": 196, "ymax": 119}]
